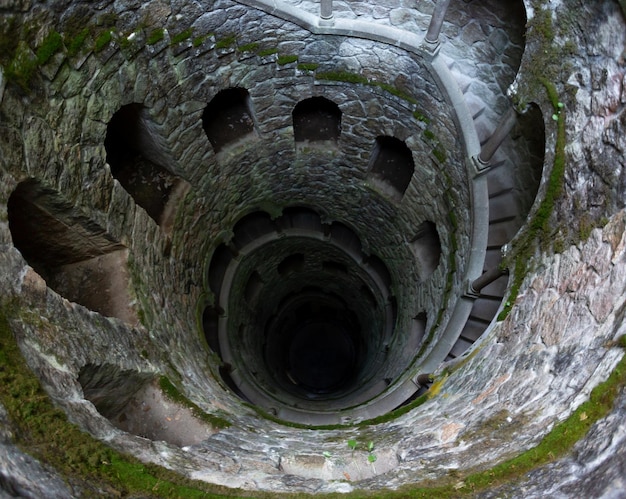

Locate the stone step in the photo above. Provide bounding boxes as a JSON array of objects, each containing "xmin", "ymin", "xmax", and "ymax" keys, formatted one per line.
[
  {"xmin": 447, "ymin": 336, "xmax": 473, "ymax": 359},
  {"xmin": 460, "ymin": 318, "xmax": 490, "ymax": 342},
  {"xmin": 464, "ymin": 92, "xmax": 488, "ymax": 121},
  {"xmin": 468, "ymin": 296, "xmax": 501, "ymax": 323},
  {"xmin": 489, "ymin": 194, "xmax": 520, "ymax": 223},
  {"xmin": 487, "ymin": 219, "xmax": 519, "ymax": 247},
  {"xmin": 485, "ymin": 164, "xmax": 516, "ymax": 195}
]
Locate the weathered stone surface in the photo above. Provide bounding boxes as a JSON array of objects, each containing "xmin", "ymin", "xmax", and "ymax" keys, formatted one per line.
[{"xmin": 0, "ymin": 0, "xmax": 625, "ymax": 497}]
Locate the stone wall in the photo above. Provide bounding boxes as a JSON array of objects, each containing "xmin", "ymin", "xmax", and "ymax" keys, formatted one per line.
[{"xmin": 0, "ymin": 0, "xmax": 625, "ymax": 496}]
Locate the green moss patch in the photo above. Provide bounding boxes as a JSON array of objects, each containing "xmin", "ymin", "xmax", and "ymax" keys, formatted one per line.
[
  {"xmin": 65, "ymin": 28, "xmax": 90, "ymax": 57},
  {"xmin": 146, "ymin": 28, "xmax": 165, "ymax": 45},
  {"xmin": 158, "ymin": 376, "xmax": 232, "ymax": 429},
  {"xmin": 36, "ymin": 30, "xmax": 63, "ymax": 65},
  {"xmin": 0, "ymin": 303, "xmax": 244, "ymax": 498},
  {"xmin": 215, "ymin": 34, "xmax": 237, "ymax": 49},
  {"xmin": 277, "ymin": 54, "xmax": 298, "ymax": 65},
  {"xmin": 316, "ymin": 70, "xmax": 369, "ymax": 85},
  {"xmin": 498, "ymin": 79, "xmax": 566, "ymax": 321},
  {"xmin": 297, "ymin": 62, "xmax": 319, "ymax": 72},
  {"xmin": 238, "ymin": 42, "xmax": 259, "ymax": 53},
  {"xmin": 170, "ymin": 28, "xmax": 193, "ymax": 45},
  {"xmin": 257, "ymin": 47, "xmax": 278, "ymax": 57},
  {"xmin": 192, "ymin": 33, "xmax": 212, "ymax": 47},
  {"xmin": 93, "ymin": 30, "xmax": 113, "ymax": 52},
  {"xmin": 4, "ymin": 42, "xmax": 38, "ymax": 91}
]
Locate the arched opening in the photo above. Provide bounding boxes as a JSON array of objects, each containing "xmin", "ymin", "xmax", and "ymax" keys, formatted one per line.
[
  {"xmin": 105, "ymin": 103, "xmax": 189, "ymax": 230},
  {"xmin": 202, "ymin": 87, "xmax": 256, "ymax": 152},
  {"xmin": 292, "ymin": 96, "xmax": 341, "ymax": 144},
  {"xmin": 79, "ymin": 364, "xmax": 215, "ymax": 446},
  {"xmin": 367, "ymin": 136, "xmax": 415, "ymax": 200},
  {"xmin": 7, "ymin": 179, "xmax": 135, "ymax": 322}
]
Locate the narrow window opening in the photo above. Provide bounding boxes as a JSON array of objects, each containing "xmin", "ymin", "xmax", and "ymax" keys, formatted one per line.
[
  {"xmin": 292, "ymin": 96, "xmax": 341, "ymax": 144},
  {"xmin": 367, "ymin": 136, "xmax": 415, "ymax": 200},
  {"xmin": 8, "ymin": 180, "xmax": 135, "ymax": 322},
  {"xmin": 202, "ymin": 87, "xmax": 256, "ymax": 152}
]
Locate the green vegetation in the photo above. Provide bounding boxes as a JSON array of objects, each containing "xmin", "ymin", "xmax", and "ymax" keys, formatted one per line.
[
  {"xmin": 257, "ymin": 47, "xmax": 278, "ymax": 57},
  {"xmin": 375, "ymin": 80, "xmax": 417, "ymax": 104},
  {"xmin": 215, "ymin": 34, "xmax": 237, "ymax": 49},
  {"xmin": 170, "ymin": 27, "xmax": 194, "ymax": 45},
  {"xmin": 316, "ymin": 70, "xmax": 423, "ymax": 105},
  {"xmin": 347, "ymin": 439, "xmax": 357, "ymax": 452},
  {"xmin": 297, "ymin": 62, "xmax": 319, "ymax": 72},
  {"xmin": 316, "ymin": 70, "xmax": 369, "ymax": 85},
  {"xmin": 454, "ymin": 347, "xmax": 626, "ymax": 495},
  {"xmin": 316, "ymin": 70, "xmax": 447, "ymax": 160},
  {"xmin": 146, "ymin": 28, "xmax": 165, "ymax": 45},
  {"xmin": 3, "ymin": 29, "xmax": 63, "ymax": 89},
  {"xmin": 422, "ymin": 126, "xmax": 446, "ymax": 163},
  {"xmin": 36, "ymin": 30, "xmax": 63, "ymax": 65},
  {"xmin": 366, "ymin": 440, "xmax": 377, "ymax": 463},
  {"xmin": 432, "ymin": 146, "xmax": 446, "ymax": 163},
  {"xmin": 238, "ymin": 42, "xmax": 259, "ymax": 52},
  {"xmin": 316, "ymin": 343, "xmax": 626, "ymax": 498},
  {"xmin": 5, "ymin": 42, "xmax": 38, "ymax": 90},
  {"xmin": 0, "ymin": 195, "xmax": 618, "ymax": 499},
  {"xmin": 65, "ymin": 28, "xmax": 89, "ymax": 57},
  {"xmin": 498, "ymin": 79, "xmax": 566, "ymax": 321},
  {"xmin": 94, "ymin": 30, "xmax": 113, "ymax": 53},
  {"xmin": 277, "ymin": 54, "xmax": 298, "ymax": 65},
  {"xmin": 0, "ymin": 303, "xmax": 243, "ymax": 498},
  {"xmin": 158, "ymin": 376, "xmax": 232, "ymax": 429},
  {"xmin": 192, "ymin": 33, "xmax": 212, "ymax": 47},
  {"xmin": 413, "ymin": 110, "xmax": 430, "ymax": 123},
  {"xmin": 423, "ymin": 129, "xmax": 436, "ymax": 141}
]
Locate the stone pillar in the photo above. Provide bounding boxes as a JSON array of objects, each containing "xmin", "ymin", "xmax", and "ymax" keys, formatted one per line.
[
  {"xmin": 321, "ymin": 0, "xmax": 333, "ymax": 20},
  {"xmin": 424, "ymin": 0, "xmax": 452, "ymax": 45},
  {"xmin": 477, "ymin": 107, "xmax": 518, "ymax": 166},
  {"xmin": 470, "ymin": 266, "xmax": 509, "ymax": 295}
]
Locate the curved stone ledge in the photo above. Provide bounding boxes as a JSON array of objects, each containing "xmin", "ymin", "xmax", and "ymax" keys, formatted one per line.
[{"xmin": 0, "ymin": 0, "xmax": 625, "ymax": 497}]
